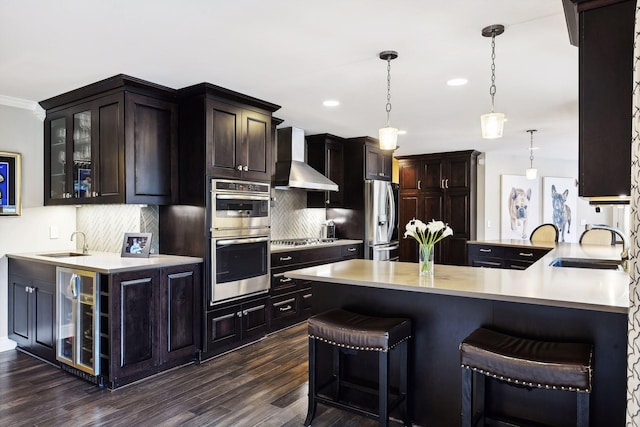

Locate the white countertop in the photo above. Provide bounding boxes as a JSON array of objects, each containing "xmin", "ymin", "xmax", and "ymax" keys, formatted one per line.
[
  {"xmin": 286, "ymin": 241, "xmax": 630, "ymax": 314},
  {"xmin": 8, "ymin": 251, "xmax": 203, "ymax": 274}
]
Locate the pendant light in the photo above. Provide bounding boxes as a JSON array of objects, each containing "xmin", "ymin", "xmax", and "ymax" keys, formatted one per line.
[
  {"xmin": 378, "ymin": 50, "xmax": 398, "ymax": 150},
  {"xmin": 525, "ymin": 129, "xmax": 538, "ymax": 180},
  {"xmin": 481, "ymin": 25, "xmax": 505, "ymax": 139}
]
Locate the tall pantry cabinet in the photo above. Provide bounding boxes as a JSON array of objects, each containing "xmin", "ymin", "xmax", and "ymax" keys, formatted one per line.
[{"xmin": 397, "ymin": 150, "xmax": 479, "ymax": 265}]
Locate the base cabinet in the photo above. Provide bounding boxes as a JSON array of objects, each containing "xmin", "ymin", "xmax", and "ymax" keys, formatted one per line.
[
  {"xmin": 467, "ymin": 243, "xmax": 551, "ymax": 270},
  {"xmin": 204, "ymin": 295, "xmax": 269, "ymax": 358},
  {"xmin": 109, "ymin": 263, "xmax": 201, "ymax": 388},
  {"xmin": 8, "ymin": 260, "xmax": 56, "ymax": 363}
]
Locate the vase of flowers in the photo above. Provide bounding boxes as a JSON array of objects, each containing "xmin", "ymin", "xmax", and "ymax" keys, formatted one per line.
[{"xmin": 404, "ymin": 218, "xmax": 453, "ymax": 276}]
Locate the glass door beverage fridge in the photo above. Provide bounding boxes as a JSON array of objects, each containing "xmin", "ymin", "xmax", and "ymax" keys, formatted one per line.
[{"xmin": 56, "ymin": 267, "xmax": 100, "ymax": 376}]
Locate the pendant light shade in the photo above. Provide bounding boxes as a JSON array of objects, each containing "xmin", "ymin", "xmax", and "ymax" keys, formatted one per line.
[
  {"xmin": 378, "ymin": 50, "xmax": 398, "ymax": 150},
  {"xmin": 525, "ymin": 129, "xmax": 538, "ymax": 180},
  {"xmin": 481, "ymin": 25, "xmax": 505, "ymax": 139}
]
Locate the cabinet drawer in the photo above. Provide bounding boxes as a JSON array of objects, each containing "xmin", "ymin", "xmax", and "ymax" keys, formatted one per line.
[
  {"xmin": 300, "ymin": 288, "xmax": 313, "ymax": 313},
  {"xmin": 271, "ymin": 294, "xmax": 299, "ymax": 321},
  {"xmin": 341, "ymin": 244, "xmax": 361, "ymax": 258},
  {"xmin": 271, "ymin": 251, "xmax": 301, "ymax": 267},
  {"xmin": 271, "ymin": 272, "xmax": 298, "ymax": 294},
  {"xmin": 468, "ymin": 244, "xmax": 505, "ymax": 259},
  {"xmin": 504, "ymin": 247, "xmax": 549, "ymax": 263}
]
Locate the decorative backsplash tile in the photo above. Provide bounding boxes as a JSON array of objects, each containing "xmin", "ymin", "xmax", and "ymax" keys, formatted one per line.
[
  {"xmin": 76, "ymin": 205, "xmax": 159, "ymax": 254},
  {"xmin": 270, "ymin": 189, "xmax": 326, "ymax": 239}
]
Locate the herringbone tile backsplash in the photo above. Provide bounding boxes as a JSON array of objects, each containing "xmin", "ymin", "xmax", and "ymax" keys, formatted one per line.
[
  {"xmin": 75, "ymin": 191, "xmax": 322, "ymax": 252},
  {"xmin": 270, "ymin": 189, "xmax": 326, "ymax": 239},
  {"xmin": 76, "ymin": 205, "xmax": 159, "ymax": 254}
]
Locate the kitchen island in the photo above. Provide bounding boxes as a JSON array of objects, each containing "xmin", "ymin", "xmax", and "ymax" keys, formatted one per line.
[{"xmin": 286, "ymin": 243, "xmax": 628, "ymax": 426}]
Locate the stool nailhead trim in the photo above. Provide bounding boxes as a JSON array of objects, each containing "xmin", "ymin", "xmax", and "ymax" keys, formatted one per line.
[
  {"xmin": 308, "ymin": 334, "xmax": 411, "ymax": 352},
  {"xmin": 460, "ymin": 364, "xmax": 592, "ymax": 393}
]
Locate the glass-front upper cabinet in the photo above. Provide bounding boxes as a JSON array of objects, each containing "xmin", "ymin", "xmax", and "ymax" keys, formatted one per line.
[
  {"xmin": 49, "ymin": 117, "xmax": 67, "ymax": 200},
  {"xmin": 72, "ymin": 110, "xmax": 92, "ymax": 198}
]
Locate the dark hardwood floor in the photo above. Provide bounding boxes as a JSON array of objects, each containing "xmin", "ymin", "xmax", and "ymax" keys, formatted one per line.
[{"xmin": 0, "ymin": 323, "xmax": 399, "ymax": 427}]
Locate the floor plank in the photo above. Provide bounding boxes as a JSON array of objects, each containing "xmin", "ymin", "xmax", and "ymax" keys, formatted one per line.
[{"xmin": 0, "ymin": 323, "xmax": 403, "ymax": 426}]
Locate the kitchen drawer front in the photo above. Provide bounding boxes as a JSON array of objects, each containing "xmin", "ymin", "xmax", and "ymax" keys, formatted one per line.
[
  {"xmin": 467, "ymin": 244, "xmax": 505, "ymax": 259},
  {"xmin": 300, "ymin": 287, "xmax": 313, "ymax": 318},
  {"xmin": 271, "ymin": 271, "xmax": 298, "ymax": 295},
  {"xmin": 299, "ymin": 246, "xmax": 342, "ymax": 263},
  {"xmin": 470, "ymin": 258, "xmax": 504, "ymax": 269},
  {"xmin": 341, "ymin": 244, "xmax": 361, "ymax": 258},
  {"xmin": 270, "ymin": 293, "xmax": 300, "ymax": 325},
  {"xmin": 504, "ymin": 247, "xmax": 549, "ymax": 263},
  {"xmin": 271, "ymin": 251, "xmax": 301, "ymax": 268}
]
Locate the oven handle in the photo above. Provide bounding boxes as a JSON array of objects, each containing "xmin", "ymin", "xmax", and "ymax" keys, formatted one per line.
[
  {"xmin": 374, "ymin": 245, "xmax": 399, "ymax": 252},
  {"xmin": 215, "ymin": 194, "xmax": 270, "ymax": 201},
  {"xmin": 216, "ymin": 236, "xmax": 270, "ymax": 246}
]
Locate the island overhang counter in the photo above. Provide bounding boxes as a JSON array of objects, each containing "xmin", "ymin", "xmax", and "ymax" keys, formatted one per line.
[{"xmin": 286, "ymin": 245, "xmax": 628, "ymax": 426}]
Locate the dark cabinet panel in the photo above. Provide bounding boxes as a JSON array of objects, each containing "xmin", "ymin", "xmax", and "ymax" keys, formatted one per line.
[
  {"xmin": 243, "ymin": 110, "xmax": 271, "ymax": 180},
  {"xmin": 578, "ymin": 0, "xmax": 635, "ymax": 199},
  {"xmin": 207, "ymin": 305, "xmax": 241, "ymax": 348},
  {"xmin": 8, "ymin": 260, "xmax": 57, "ymax": 363},
  {"xmin": 397, "ymin": 150, "xmax": 479, "ymax": 265},
  {"xmin": 208, "ymin": 100, "xmax": 242, "ymax": 175},
  {"xmin": 42, "ymin": 75, "xmax": 178, "ymax": 205},
  {"xmin": 306, "ymin": 134, "xmax": 345, "ymax": 208},
  {"xmin": 364, "ymin": 144, "xmax": 392, "ymax": 181}
]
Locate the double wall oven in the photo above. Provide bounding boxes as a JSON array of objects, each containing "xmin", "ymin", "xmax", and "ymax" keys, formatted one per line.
[{"xmin": 210, "ymin": 179, "xmax": 270, "ymax": 304}]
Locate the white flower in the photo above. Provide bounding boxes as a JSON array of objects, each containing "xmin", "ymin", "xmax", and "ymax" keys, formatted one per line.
[
  {"xmin": 427, "ymin": 220, "xmax": 446, "ymax": 234},
  {"xmin": 403, "ymin": 218, "xmax": 453, "ymax": 248}
]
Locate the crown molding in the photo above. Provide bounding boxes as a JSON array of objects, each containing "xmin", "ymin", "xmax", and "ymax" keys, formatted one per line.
[{"xmin": 0, "ymin": 94, "xmax": 45, "ymax": 121}]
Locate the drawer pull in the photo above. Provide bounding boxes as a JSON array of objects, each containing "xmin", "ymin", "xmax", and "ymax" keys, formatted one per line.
[
  {"xmin": 279, "ymin": 305, "xmax": 293, "ymax": 312},
  {"xmin": 279, "ymin": 256, "xmax": 292, "ymax": 261},
  {"xmin": 347, "ymin": 248, "xmax": 357, "ymax": 252},
  {"xmin": 518, "ymin": 252, "xmax": 534, "ymax": 257},
  {"xmin": 279, "ymin": 277, "xmax": 293, "ymax": 283},
  {"xmin": 243, "ymin": 304, "xmax": 265, "ymax": 315},
  {"xmin": 479, "ymin": 248, "xmax": 492, "ymax": 253}
]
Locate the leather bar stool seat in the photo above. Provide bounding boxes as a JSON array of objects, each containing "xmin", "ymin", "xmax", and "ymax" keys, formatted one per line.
[
  {"xmin": 304, "ymin": 308, "xmax": 412, "ymax": 427},
  {"xmin": 460, "ymin": 327, "xmax": 593, "ymax": 426}
]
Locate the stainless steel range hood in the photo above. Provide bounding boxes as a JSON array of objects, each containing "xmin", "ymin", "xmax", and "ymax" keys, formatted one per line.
[{"xmin": 273, "ymin": 127, "xmax": 339, "ymax": 192}]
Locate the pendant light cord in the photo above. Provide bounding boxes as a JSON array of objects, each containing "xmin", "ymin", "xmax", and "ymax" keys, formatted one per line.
[
  {"xmin": 386, "ymin": 57, "xmax": 392, "ymax": 126},
  {"xmin": 528, "ymin": 130, "xmax": 536, "ymax": 168},
  {"xmin": 489, "ymin": 30, "xmax": 497, "ymax": 113}
]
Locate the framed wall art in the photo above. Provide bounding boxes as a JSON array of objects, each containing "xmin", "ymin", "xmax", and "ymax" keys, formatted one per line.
[
  {"xmin": 121, "ymin": 232, "xmax": 152, "ymax": 258},
  {"xmin": 500, "ymin": 174, "xmax": 540, "ymax": 240},
  {"xmin": 0, "ymin": 151, "xmax": 22, "ymax": 216},
  {"xmin": 542, "ymin": 176, "xmax": 578, "ymax": 243}
]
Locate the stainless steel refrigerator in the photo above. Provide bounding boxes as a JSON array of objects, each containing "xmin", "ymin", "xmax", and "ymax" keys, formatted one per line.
[{"xmin": 364, "ymin": 180, "xmax": 399, "ymax": 261}]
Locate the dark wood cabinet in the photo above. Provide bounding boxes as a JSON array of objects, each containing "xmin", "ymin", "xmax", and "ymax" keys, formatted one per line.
[
  {"xmin": 108, "ymin": 263, "xmax": 201, "ymax": 387},
  {"xmin": 364, "ymin": 143, "xmax": 393, "ymax": 181},
  {"xmin": 204, "ymin": 295, "xmax": 269, "ymax": 358},
  {"xmin": 41, "ymin": 75, "xmax": 178, "ymax": 205},
  {"xmin": 578, "ymin": 0, "xmax": 635, "ymax": 199},
  {"xmin": 8, "ymin": 260, "xmax": 56, "ymax": 363},
  {"xmin": 177, "ymin": 83, "xmax": 280, "ymax": 205},
  {"xmin": 306, "ymin": 134, "xmax": 345, "ymax": 207},
  {"xmin": 397, "ymin": 150, "xmax": 479, "ymax": 266},
  {"xmin": 269, "ymin": 242, "xmax": 362, "ymax": 332},
  {"xmin": 467, "ymin": 242, "xmax": 551, "ymax": 270}
]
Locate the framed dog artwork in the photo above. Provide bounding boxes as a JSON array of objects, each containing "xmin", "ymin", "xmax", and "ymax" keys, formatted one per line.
[
  {"xmin": 542, "ymin": 177, "xmax": 577, "ymax": 243},
  {"xmin": 0, "ymin": 151, "xmax": 22, "ymax": 216},
  {"xmin": 500, "ymin": 175, "xmax": 540, "ymax": 240}
]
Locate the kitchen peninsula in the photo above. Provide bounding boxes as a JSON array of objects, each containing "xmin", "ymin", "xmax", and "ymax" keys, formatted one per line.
[{"xmin": 286, "ymin": 243, "xmax": 628, "ymax": 426}]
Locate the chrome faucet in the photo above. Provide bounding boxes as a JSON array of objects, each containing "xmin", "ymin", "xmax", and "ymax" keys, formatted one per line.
[{"xmin": 71, "ymin": 231, "xmax": 89, "ymax": 254}]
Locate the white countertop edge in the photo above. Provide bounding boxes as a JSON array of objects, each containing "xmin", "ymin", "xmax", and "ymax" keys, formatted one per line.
[{"xmin": 7, "ymin": 251, "xmax": 203, "ymax": 274}]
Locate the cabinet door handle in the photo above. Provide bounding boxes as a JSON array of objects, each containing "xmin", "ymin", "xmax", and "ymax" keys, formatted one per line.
[
  {"xmin": 378, "ymin": 172, "xmax": 384, "ymax": 177},
  {"xmin": 243, "ymin": 165, "xmax": 248, "ymax": 171},
  {"xmin": 417, "ymin": 180, "xmax": 421, "ymax": 190},
  {"xmin": 243, "ymin": 304, "xmax": 266, "ymax": 315},
  {"xmin": 441, "ymin": 179, "xmax": 445, "ymax": 189},
  {"xmin": 237, "ymin": 165, "xmax": 243, "ymax": 171},
  {"xmin": 237, "ymin": 311, "xmax": 243, "ymax": 317},
  {"xmin": 518, "ymin": 252, "xmax": 534, "ymax": 257},
  {"xmin": 279, "ymin": 256, "xmax": 292, "ymax": 262},
  {"xmin": 445, "ymin": 178, "xmax": 449, "ymax": 189},
  {"xmin": 479, "ymin": 248, "xmax": 492, "ymax": 253}
]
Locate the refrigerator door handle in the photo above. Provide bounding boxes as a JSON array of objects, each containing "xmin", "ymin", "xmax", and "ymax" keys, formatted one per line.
[{"xmin": 387, "ymin": 183, "xmax": 395, "ymax": 243}]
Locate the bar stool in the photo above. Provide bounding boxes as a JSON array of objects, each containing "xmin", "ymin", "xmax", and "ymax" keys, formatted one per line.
[
  {"xmin": 304, "ymin": 308, "xmax": 412, "ymax": 427},
  {"xmin": 460, "ymin": 328, "xmax": 593, "ymax": 427}
]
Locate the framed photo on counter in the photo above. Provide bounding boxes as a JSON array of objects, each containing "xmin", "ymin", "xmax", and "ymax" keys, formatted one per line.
[{"xmin": 121, "ymin": 232, "xmax": 152, "ymax": 258}]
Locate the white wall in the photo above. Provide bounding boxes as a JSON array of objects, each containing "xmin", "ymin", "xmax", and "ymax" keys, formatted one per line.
[
  {"xmin": 479, "ymin": 151, "xmax": 612, "ymax": 240},
  {"xmin": 0, "ymin": 104, "xmax": 76, "ymax": 351}
]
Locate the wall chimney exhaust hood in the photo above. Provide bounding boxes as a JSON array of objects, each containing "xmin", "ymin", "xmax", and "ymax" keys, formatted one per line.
[{"xmin": 272, "ymin": 127, "xmax": 339, "ymax": 192}]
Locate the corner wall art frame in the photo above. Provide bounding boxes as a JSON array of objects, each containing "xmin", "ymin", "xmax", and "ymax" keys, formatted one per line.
[{"xmin": 0, "ymin": 151, "xmax": 22, "ymax": 216}]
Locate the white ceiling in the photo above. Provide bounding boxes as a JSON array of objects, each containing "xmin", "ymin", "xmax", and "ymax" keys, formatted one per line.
[{"xmin": 0, "ymin": 0, "xmax": 578, "ymax": 160}]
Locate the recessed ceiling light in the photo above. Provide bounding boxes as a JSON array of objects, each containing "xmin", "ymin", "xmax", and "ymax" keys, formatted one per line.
[
  {"xmin": 322, "ymin": 100, "xmax": 340, "ymax": 107},
  {"xmin": 398, "ymin": 130, "xmax": 407, "ymax": 135},
  {"xmin": 446, "ymin": 78, "xmax": 468, "ymax": 87}
]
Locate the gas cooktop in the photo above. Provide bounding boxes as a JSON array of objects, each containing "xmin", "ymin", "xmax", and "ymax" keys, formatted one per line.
[{"xmin": 271, "ymin": 238, "xmax": 339, "ymax": 247}]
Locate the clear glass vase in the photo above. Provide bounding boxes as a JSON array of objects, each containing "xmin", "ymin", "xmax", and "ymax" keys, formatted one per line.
[{"xmin": 419, "ymin": 244, "xmax": 435, "ymax": 276}]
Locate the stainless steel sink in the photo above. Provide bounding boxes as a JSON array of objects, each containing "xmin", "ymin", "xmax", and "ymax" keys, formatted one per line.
[
  {"xmin": 38, "ymin": 252, "xmax": 89, "ymax": 258},
  {"xmin": 549, "ymin": 257, "xmax": 623, "ymax": 271}
]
